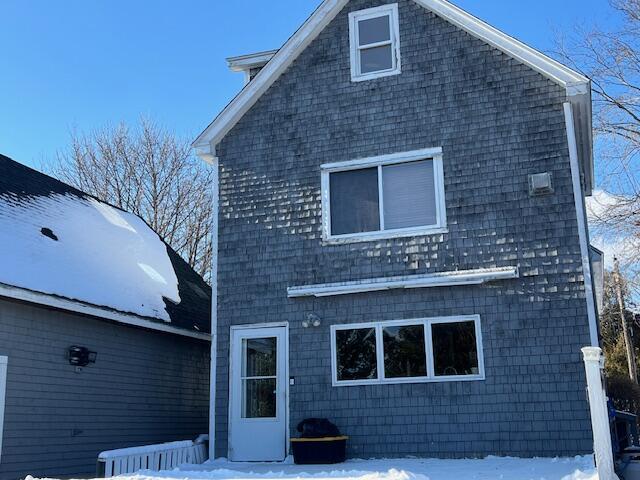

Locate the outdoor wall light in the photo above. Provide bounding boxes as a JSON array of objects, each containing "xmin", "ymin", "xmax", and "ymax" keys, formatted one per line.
[
  {"xmin": 68, "ymin": 346, "xmax": 97, "ymax": 367},
  {"xmin": 302, "ymin": 313, "xmax": 321, "ymax": 328}
]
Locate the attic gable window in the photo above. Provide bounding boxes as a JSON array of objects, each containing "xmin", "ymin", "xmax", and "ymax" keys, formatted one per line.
[{"xmin": 348, "ymin": 4, "xmax": 401, "ymax": 82}]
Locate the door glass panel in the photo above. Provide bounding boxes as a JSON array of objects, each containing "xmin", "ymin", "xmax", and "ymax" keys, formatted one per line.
[
  {"xmin": 243, "ymin": 337, "xmax": 276, "ymax": 377},
  {"xmin": 243, "ymin": 378, "xmax": 276, "ymax": 418},
  {"xmin": 241, "ymin": 336, "xmax": 278, "ymax": 419}
]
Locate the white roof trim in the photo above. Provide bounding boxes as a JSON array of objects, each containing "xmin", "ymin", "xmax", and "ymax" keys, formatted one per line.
[
  {"xmin": 415, "ymin": 0, "xmax": 588, "ymax": 92},
  {"xmin": 227, "ymin": 50, "xmax": 278, "ymax": 72},
  {"xmin": 287, "ymin": 266, "xmax": 518, "ymax": 298},
  {"xmin": 193, "ymin": 0, "xmax": 589, "ymax": 150},
  {"xmin": 193, "ymin": 0, "xmax": 349, "ymax": 149},
  {"xmin": 0, "ymin": 283, "xmax": 211, "ymax": 341}
]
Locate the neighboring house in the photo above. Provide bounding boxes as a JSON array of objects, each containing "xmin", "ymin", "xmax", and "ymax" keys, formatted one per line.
[
  {"xmin": 0, "ymin": 155, "xmax": 211, "ymax": 480},
  {"xmin": 193, "ymin": 0, "xmax": 598, "ymax": 462}
]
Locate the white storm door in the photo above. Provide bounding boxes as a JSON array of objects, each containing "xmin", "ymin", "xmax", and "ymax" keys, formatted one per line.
[{"xmin": 229, "ymin": 326, "xmax": 287, "ymax": 462}]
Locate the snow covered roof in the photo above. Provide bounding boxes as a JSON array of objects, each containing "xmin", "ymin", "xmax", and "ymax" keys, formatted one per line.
[{"xmin": 0, "ymin": 154, "xmax": 211, "ymax": 338}]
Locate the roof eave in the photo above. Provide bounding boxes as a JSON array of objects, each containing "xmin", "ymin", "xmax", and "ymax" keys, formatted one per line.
[
  {"xmin": 0, "ymin": 282, "xmax": 211, "ymax": 341},
  {"xmin": 568, "ymin": 85, "xmax": 595, "ymax": 195},
  {"xmin": 192, "ymin": 0, "xmax": 350, "ymax": 150},
  {"xmin": 226, "ymin": 49, "xmax": 279, "ymax": 72}
]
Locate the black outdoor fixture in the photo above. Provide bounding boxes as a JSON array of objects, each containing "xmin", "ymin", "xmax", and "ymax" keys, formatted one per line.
[{"xmin": 68, "ymin": 346, "xmax": 97, "ymax": 367}]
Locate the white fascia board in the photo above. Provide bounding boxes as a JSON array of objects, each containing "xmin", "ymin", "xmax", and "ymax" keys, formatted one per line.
[
  {"xmin": 193, "ymin": 0, "xmax": 589, "ymax": 152},
  {"xmin": 564, "ymin": 103, "xmax": 599, "ymax": 347},
  {"xmin": 0, "ymin": 355, "xmax": 5, "ymax": 464},
  {"xmin": 192, "ymin": 0, "xmax": 349, "ymax": 149},
  {"xmin": 207, "ymin": 156, "xmax": 220, "ymax": 460},
  {"xmin": 0, "ymin": 283, "xmax": 211, "ymax": 342},
  {"xmin": 415, "ymin": 0, "xmax": 589, "ymax": 91},
  {"xmin": 288, "ymin": 266, "xmax": 518, "ymax": 298},
  {"xmin": 226, "ymin": 50, "xmax": 278, "ymax": 72},
  {"xmin": 195, "ymin": 144, "xmax": 216, "ymax": 163}
]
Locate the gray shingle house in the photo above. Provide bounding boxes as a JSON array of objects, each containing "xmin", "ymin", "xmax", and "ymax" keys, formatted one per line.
[
  {"xmin": 193, "ymin": 0, "xmax": 598, "ymax": 462},
  {"xmin": 0, "ymin": 155, "xmax": 211, "ymax": 479}
]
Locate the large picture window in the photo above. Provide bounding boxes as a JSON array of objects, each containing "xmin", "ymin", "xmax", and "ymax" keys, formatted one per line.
[
  {"xmin": 321, "ymin": 148, "xmax": 447, "ymax": 243},
  {"xmin": 330, "ymin": 316, "xmax": 484, "ymax": 386}
]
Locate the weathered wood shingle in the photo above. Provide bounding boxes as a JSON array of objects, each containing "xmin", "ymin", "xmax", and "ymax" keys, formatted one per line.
[{"xmin": 214, "ymin": 0, "xmax": 592, "ymax": 459}]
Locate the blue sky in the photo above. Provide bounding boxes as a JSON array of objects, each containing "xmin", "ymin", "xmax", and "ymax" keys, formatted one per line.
[{"xmin": 0, "ymin": 0, "xmax": 616, "ymax": 169}]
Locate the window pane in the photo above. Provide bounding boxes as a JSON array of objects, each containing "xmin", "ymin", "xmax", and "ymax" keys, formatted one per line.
[
  {"xmin": 243, "ymin": 378, "xmax": 276, "ymax": 418},
  {"xmin": 360, "ymin": 44, "xmax": 393, "ymax": 73},
  {"xmin": 330, "ymin": 168, "xmax": 380, "ymax": 235},
  {"xmin": 243, "ymin": 337, "xmax": 276, "ymax": 377},
  {"xmin": 358, "ymin": 15, "xmax": 391, "ymax": 45},
  {"xmin": 336, "ymin": 328, "xmax": 377, "ymax": 381},
  {"xmin": 383, "ymin": 324, "xmax": 427, "ymax": 378},
  {"xmin": 382, "ymin": 160, "xmax": 438, "ymax": 230},
  {"xmin": 432, "ymin": 321, "xmax": 479, "ymax": 377}
]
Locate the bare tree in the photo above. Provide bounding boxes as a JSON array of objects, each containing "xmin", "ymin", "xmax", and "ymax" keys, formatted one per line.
[
  {"xmin": 52, "ymin": 119, "xmax": 213, "ymax": 282},
  {"xmin": 599, "ymin": 267, "xmax": 640, "ymax": 386},
  {"xmin": 556, "ymin": 1, "xmax": 640, "ymax": 285}
]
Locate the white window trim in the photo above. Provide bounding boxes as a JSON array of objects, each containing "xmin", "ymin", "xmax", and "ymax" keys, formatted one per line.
[
  {"xmin": 348, "ymin": 3, "xmax": 401, "ymax": 82},
  {"xmin": 0, "ymin": 356, "xmax": 6, "ymax": 464},
  {"xmin": 321, "ymin": 147, "xmax": 447, "ymax": 244},
  {"xmin": 330, "ymin": 315, "xmax": 485, "ymax": 387}
]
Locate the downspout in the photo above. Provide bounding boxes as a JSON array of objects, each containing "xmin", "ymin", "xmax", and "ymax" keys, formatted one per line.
[
  {"xmin": 563, "ymin": 102, "xmax": 599, "ymax": 347},
  {"xmin": 196, "ymin": 144, "xmax": 219, "ymax": 461}
]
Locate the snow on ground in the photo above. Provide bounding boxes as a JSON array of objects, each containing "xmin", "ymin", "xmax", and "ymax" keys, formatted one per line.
[
  {"xmin": 0, "ymin": 192, "xmax": 180, "ymax": 321},
  {"xmin": 26, "ymin": 456, "xmax": 597, "ymax": 480}
]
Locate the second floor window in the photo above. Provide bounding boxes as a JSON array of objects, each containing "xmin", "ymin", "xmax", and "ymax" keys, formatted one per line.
[
  {"xmin": 348, "ymin": 4, "xmax": 401, "ymax": 81},
  {"xmin": 321, "ymin": 148, "xmax": 447, "ymax": 242}
]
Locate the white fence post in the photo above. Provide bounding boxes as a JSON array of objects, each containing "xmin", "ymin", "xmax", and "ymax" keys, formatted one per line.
[{"xmin": 582, "ymin": 347, "xmax": 619, "ymax": 480}]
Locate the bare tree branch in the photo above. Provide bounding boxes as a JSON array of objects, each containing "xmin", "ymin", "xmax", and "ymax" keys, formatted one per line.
[
  {"xmin": 555, "ymin": 0, "xmax": 640, "ymax": 288},
  {"xmin": 51, "ymin": 118, "xmax": 213, "ymax": 282}
]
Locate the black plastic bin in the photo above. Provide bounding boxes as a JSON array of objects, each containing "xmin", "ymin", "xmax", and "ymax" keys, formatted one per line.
[{"xmin": 290, "ymin": 436, "xmax": 348, "ymax": 464}]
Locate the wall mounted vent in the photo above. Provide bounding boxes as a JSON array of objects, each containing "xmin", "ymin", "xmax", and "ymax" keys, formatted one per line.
[{"xmin": 529, "ymin": 172, "xmax": 553, "ymax": 196}]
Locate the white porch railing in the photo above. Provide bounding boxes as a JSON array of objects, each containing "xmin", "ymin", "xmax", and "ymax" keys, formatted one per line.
[{"xmin": 97, "ymin": 437, "xmax": 208, "ymax": 477}]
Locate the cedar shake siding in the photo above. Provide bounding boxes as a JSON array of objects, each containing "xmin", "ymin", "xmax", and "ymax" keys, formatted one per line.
[
  {"xmin": 213, "ymin": 0, "xmax": 592, "ymax": 459},
  {"xmin": 0, "ymin": 298, "xmax": 210, "ymax": 480}
]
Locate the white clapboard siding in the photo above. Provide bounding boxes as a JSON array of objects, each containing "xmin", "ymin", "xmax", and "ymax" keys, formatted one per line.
[{"xmin": 98, "ymin": 439, "xmax": 208, "ymax": 477}]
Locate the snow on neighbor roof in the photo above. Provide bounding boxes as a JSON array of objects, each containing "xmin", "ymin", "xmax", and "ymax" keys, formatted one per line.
[{"xmin": 0, "ymin": 154, "xmax": 211, "ymax": 337}]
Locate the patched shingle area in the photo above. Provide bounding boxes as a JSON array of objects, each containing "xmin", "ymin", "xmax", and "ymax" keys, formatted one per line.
[{"xmin": 214, "ymin": 0, "xmax": 592, "ymax": 458}]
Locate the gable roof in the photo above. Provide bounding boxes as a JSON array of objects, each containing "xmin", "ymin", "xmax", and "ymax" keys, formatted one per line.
[
  {"xmin": 194, "ymin": 0, "xmax": 594, "ymax": 193},
  {"xmin": 0, "ymin": 154, "xmax": 211, "ymax": 340},
  {"xmin": 193, "ymin": 0, "xmax": 590, "ymax": 151}
]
